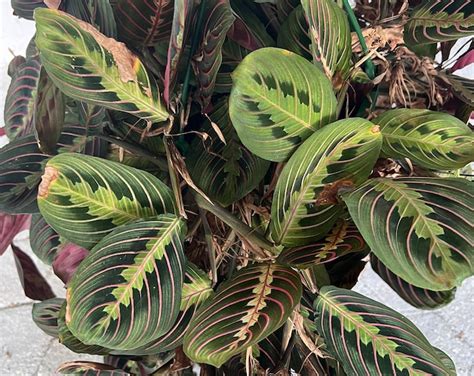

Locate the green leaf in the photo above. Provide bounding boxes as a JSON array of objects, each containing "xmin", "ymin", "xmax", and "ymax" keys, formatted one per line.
[
  {"xmin": 315, "ymin": 286, "xmax": 456, "ymax": 375},
  {"xmin": 405, "ymin": 0, "xmax": 474, "ymax": 45},
  {"xmin": 269, "ymin": 118, "xmax": 382, "ymax": 247},
  {"xmin": 34, "ymin": 9, "xmax": 169, "ymax": 124},
  {"xmin": 301, "ymin": 0, "xmax": 352, "ymax": 81},
  {"xmin": 278, "ymin": 219, "xmax": 368, "ymax": 268},
  {"xmin": 57, "ymin": 361, "xmax": 130, "ymax": 375},
  {"xmin": 66, "ymin": 216, "xmax": 186, "ymax": 350},
  {"xmin": 277, "ymin": 5, "xmax": 312, "ymax": 60},
  {"xmin": 4, "ymin": 57, "xmax": 41, "ymax": 140},
  {"xmin": 192, "ymin": 0, "xmax": 235, "ymax": 108},
  {"xmin": 57, "ymin": 302, "xmax": 110, "ymax": 355},
  {"xmin": 32, "ymin": 297, "xmax": 64, "ymax": 338},
  {"xmin": 342, "ymin": 177, "xmax": 473, "ymax": 290},
  {"xmin": 37, "ymin": 153, "xmax": 175, "ymax": 249},
  {"xmin": 29, "ymin": 214, "xmax": 63, "ymax": 265},
  {"xmin": 370, "ymin": 255, "xmax": 456, "ymax": 310},
  {"xmin": 118, "ymin": 262, "xmax": 213, "ymax": 355},
  {"xmin": 34, "ymin": 68, "xmax": 65, "ymax": 154},
  {"xmin": 65, "ymin": 0, "xmax": 117, "ymax": 38},
  {"xmin": 229, "ymin": 47, "xmax": 337, "ymax": 162},
  {"xmin": 374, "ymin": 109, "xmax": 474, "ymax": 170},
  {"xmin": 11, "ymin": 0, "xmax": 53, "ymax": 20},
  {"xmin": 0, "ymin": 126, "xmax": 91, "ymax": 214},
  {"xmin": 187, "ymin": 98, "xmax": 270, "ymax": 206},
  {"xmin": 444, "ymin": 73, "xmax": 474, "ymax": 106},
  {"xmin": 183, "ymin": 262, "xmax": 302, "ymax": 367},
  {"xmin": 113, "ymin": 0, "xmax": 173, "ymax": 46}
]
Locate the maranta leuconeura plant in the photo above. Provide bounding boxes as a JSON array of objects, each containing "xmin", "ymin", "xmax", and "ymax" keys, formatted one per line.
[{"xmin": 1, "ymin": 0, "xmax": 473, "ymax": 374}]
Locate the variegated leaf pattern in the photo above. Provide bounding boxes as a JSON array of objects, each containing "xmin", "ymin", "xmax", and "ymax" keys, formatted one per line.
[
  {"xmin": 375, "ymin": 109, "xmax": 474, "ymax": 170},
  {"xmin": 64, "ymin": 0, "xmax": 117, "ymax": 38},
  {"xmin": 405, "ymin": 0, "xmax": 474, "ymax": 45},
  {"xmin": 370, "ymin": 255, "xmax": 456, "ymax": 310},
  {"xmin": 276, "ymin": 0, "xmax": 300, "ymax": 23},
  {"xmin": 113, "ymin": 0, "xmax": 174, "ymax": 46},
  {"xmin": 58, "ymin": 302, "xmax": 110, "ymax": 355},
  {"xmin": 0, "ymin": 126, "xmax": 90, "ymax": 214},
  {"xmin": 4, "ymin": 57, "xmax": 40, "ymax": 140},
  {"xmin": 278, "ymin": 219, "xmax": 368, "ymax": 268},
  {"xmin": 183, "ymin": 262, "xmax": 302, "ymax": 367},
  {"xmin": 34, "ymin": 68, "xmax": 65, "ymax": 154},
  {"xmin": 57, "ymin": 361, "xmax": 130, "ymax": 376},
  {"xmin": 30, "ymin": 214, "xmax": 63, "ymax": 265},
  {"xmin": 66, "ymin": 217, "xmax": 186, "ymax": 350},
  {"xmin": 229, "ymin": 47, "xmax": 337, "ymax": 162},
  {"xmin": 118, "ymin": 262, "xmax": 213, "ymax": 355},
  {"xmin": 187, "ymin": 98, "xmax": 270, "ymax": 206},
  {"xmin": 214, "ymin": 39, "xmax": 250, "ymax": 94},
  {"xmin": 32, "ymin": 297, "xmax": 64, "ymax": 338},
  {"xmin": 269, "ymin": 118, "xmax": 382, "ymax": 247},
  {"xmin": 301, "ymin": 0, "xmax": 352, "ymax": 81},
  {"xmin": 37, "ymin": 153, "xmax": 175, "ymax": 249},
  {"xmin": 445, "ymin": 73, "xmax": 474, "ymax": 106},
  {"xmin": 277, "ymin": 5, "xmax": 312, "ymax": 60},
  {"xmin": 192, "ymin": 0, "xmax": 235, "ymax": 108},
  {"xmin": 315, "ymin": 286, "xmax": 456, "ymax": 375},
  {"xmin": 35, "ymin": 9, "xmax": 169, "ymax": 123},
  {"xmin": 342, "ymin": 177, "xmax": 473, "ymax": 290}
]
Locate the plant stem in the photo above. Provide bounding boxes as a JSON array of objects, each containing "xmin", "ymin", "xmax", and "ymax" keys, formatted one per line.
[
  {"xmin": 97, "ymin": 134, "xmax": 168, "ymax": 170},
  {"xmin": 342, "ymin": 0, "xmax": 375, "ymax": 80},
  {"xmin": 193, "ymin": 192, "xmax": 278, "ymax": 255}
]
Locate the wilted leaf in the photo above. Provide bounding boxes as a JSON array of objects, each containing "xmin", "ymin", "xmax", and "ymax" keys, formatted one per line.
[
  {"xmin": 37, "ymin": 153, "xmax": 175, "ymax": 249},
  {"xmin": 315, "ymin": 286, "xmax": 456, "ymax": 375},
  {"xmin": 67, "ymin": 217, "xmax": 186, "ymax": 350},
  {"xmin": 229, "ymin": 47, "xmax": 337, "ymax": 162},
  {"xmin": 270, "ymin": 118, "xmax": 382, "ymax": 247},
  {"xmin": 183, "ymin": 262, "xmax": 302, "ymax": 367},
  {"xmin": 342, "ymin": 177, "xmax": 473, "ymax": 290}
]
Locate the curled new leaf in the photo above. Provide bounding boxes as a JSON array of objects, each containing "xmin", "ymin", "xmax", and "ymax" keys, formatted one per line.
[
  {"xmin": 342, "ymin": 177, "xmax": 473, "ymax": 290},
  {"xmin": 315, "ymin": 286, "xmax": 456, "ymax": 375},
  {"xmin": 53, "ymin": 243, "xmax": 89, "ymax": 285},
  {"xmin": 229, "ymin": 47, "xmax": 337, "ymax": 162},
  {"xmin": 270, "ymin": 118, "xmax": 382, "ymax": 247},
  {"xmin": 4, "ymin": 57, "xmax": 41, "ymax": 140},
  {"xmin": 375, "ymin": 109, "xmax": 474, "ymax": 170},
  {"xmin": 66, "ymin": 217, "xmax": 186, "ymax": 350},
  {"xmin": 183, "ymin": 262, "xmax": 302, "ymax": 367},
  {"xmin": 35, "ymin": 9, "xmax": 169, "ymax": 124},
  {"xmin": 37, "ymin": 153, "xmax": 175, "ymax": 249},
  {"xmin": 370, "ymin": 254, "xmax": 456, "ymax": 310}
]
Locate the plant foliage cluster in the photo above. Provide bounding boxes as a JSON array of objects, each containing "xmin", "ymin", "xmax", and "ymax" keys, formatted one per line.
[{"xmin": 1, "ymin": 0, "xmax": 473, "ymax": 374}]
